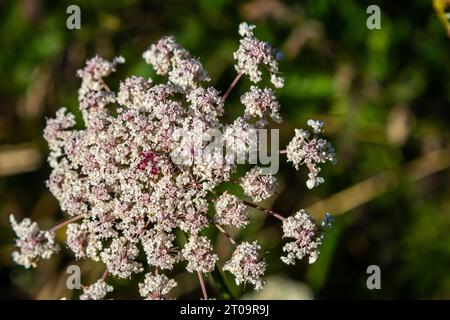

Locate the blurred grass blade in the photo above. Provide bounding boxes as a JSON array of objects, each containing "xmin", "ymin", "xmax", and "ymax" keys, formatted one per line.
[
  {"xmin": 433, "ymin": 0, "xmax": 450, "ymax": 37},
  {"xmin": 210, "ymin": 267, "xmax": 236, "ymax": 299}
]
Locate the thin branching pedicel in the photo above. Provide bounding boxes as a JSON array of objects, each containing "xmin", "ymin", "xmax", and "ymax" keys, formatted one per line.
[{"xmin": 10, "ymin": 22, "xmax": 337, "ymax": 299}]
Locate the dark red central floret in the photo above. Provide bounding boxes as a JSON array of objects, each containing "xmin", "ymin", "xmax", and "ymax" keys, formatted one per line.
[{"xmin": 138, "ymin": 151, "xmax": 159, "ymax": 175}]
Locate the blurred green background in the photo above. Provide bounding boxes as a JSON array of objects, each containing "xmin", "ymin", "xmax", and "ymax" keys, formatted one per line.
[{"xmin": 0, "ymin": 0, "xmax": 449, "ymax": 299}]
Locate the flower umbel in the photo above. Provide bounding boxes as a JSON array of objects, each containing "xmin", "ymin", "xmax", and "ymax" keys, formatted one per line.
[
  {"xmin": 214, "ymin": 192, "xmax": 249, "ymax": 228},
  {"xmin": 9, "ymin": 215, "xmax": 59, "ymax": 268},
  {"xmin": 10, "ymin": 22, "xmax": 337, "ymax": 299},
  {"xmin": 234, "ymin": 22, "xmax": 284, "ymax": 88},
  {"xmin": 182, "ymin": 235, "xmax": 218, "ymax": 273},
  {"xmin": 80, "ymin": 279, "xmax": 113, "ymax": 300},
  {"xmin": 223, "ymin": 241, "xmax": 266, "ymax": 291},
  {"xmin": 139, "ymin": 273, "xmax": 177, "ymax": 300},
  {"xmin": 241, "ymin": 86, "xmax": 282, "ymax": 124},
  {"xmin": 286, "ymin": 120, "xmax": 337, "ymax": 189},
  {"xmin": 281, "ymin": 209, "xmax": 325, "ymax": 265},
  {"xmin": 240, "ymin": 166, "xmax": 277, "ymax": 202}
]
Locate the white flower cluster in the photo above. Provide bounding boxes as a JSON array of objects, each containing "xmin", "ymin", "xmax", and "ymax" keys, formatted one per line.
[
  {"xmin": 66, "ymin": 222, "xmax": 102, "ymax": 261},
  {"xmin": 224, "ymin": 117, "xmax": 258, "ymax": 161},
  {"xmin": 9, "ymin": 215, "xmax": 59, "ymax": 268},
  {"xmin": 10, "ymin": 23, "xmax": 337, "ymax": 299},
  {"xmin": 43, "ymin": 107, "xmax": 76, "ymax": 168},
  {"xmin": 76, "ymin": 55, "xmax": 123, "ymax": 117},
  {"xmin": 286, "ymin": 120, "xmax": 337, "ymax": 189},
  {"xmin": 234, "ymin": 22, "xmax": 284, "ymax": 88},
  {"xmin": 138, "ymin": 273, "xmax": 177, "ymax": 300},
  {"xmin": 241, "ymin": 86, "xmax": 282, "ymax": 124},
  {"xmin": 240, "ymin": 166, "xmax": 277, "ymax": 202},
  {"xmin": 214, "ymin": 192, "xmax": 249, "ymax": 228},
  {"xmin": 143, "ymin": 36, "xmax": 210, "ymax": 91},
  {"xmin": 223, "ymin": 241, "xmax": 266, "ymax": 291},
  {"xmin": 117, "ymin": 76, "xmax": 153, "ymax": 111},
  {"xmin": 181, "ymin": 235, "xmax": 218, "ymax": 273},
  {"xmin": 100, "ymin": 237, "xmax": 143, "ymax": 278},
  {"xmin": 281, "ymin": 209, "xmax": 324, "ymax": 265},
  {"xmin": 142, "ymin": 229, "xmax": 179, "ymax": 270},
  {"xmin": 80, "ymin": 280, "xmax": 113, "ymax": 300}
]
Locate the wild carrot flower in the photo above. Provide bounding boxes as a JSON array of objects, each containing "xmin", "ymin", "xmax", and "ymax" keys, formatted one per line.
[
  {"xmin": 142, "ymin": 229, "xmax": 179, "ymax": 270},
  {"xmin": 214, "ymin": 192, "xmax": 249, "ymax": 228},
  {"xmin": 234, "ymin": 22, "xmax": 284, "ymax": 88},
  {"xmin": 10, "ymin": 22, "xmax": 337, "ymax": 299},
  {"xmin": 286, "ymin": 120, "xmax": 337, "ymax": 189},
  {"xmin": 100, "ymin": 237, "xmax": 143, "ymax": 279},
  {"xmin": 139, "ymin": 273, "xmax": 177, "ymax": 300},
  {"xmin": 224, "ymin": 117, "xmax": 258, "ymax": 161},
  {"xmin": 181, "ymin": 235, "xmax": 218, "ymax": 273},
  {"xmin": 66, "ymin": 222, "xmax": 102, "ymax": 261},
  {"xmin": 240, "ymin": 166, "xmax": 277, "ymax": 202},
  {"xmin": 223, "ymin": 241, "xmax": 266, "ymax": 291},
  {"xmin": 80, "ymin": 279, "xmax": 113, "ymax": 300},
  {"xmin": 281, "ymin": 209, "xmax": 324, "ymax": 265},
  {"xmin": 241, "ymin": 86, "xmax": 282, "ymax": 123},
  {"xmin": 9, "ymin": 215, "xmax": 59, "ymax": 268}
]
